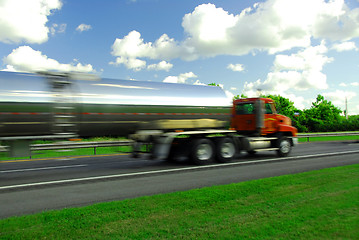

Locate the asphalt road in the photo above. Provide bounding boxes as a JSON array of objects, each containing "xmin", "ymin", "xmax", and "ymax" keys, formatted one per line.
[{"xmin": 1, "ymin": 140, "xmax": 359, "ymax": 219}]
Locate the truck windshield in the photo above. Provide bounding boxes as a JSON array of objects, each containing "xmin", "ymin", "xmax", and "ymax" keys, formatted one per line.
[
  {"xmin": 235, "ymin": 103, "xmax": 255, "ymax": 115},
  {"xmin": 265, "ymin": 103, "xmax": 273, "ymax": 114}
]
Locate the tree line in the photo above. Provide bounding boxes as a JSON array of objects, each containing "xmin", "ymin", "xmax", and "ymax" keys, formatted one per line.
[{"xmin": 235, "ymin": 94, "xmax": 359, "ymax": 133}]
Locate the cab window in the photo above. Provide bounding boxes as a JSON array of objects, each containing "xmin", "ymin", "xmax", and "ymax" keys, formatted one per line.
[
  {"xmin": 265, "ymin": 103, "xmax": 276, "ymax": 114},
  {"xmin": 265, "ymin": 103, "xmax": 272, "ymax": 114},
  {"xmin": 236, "ymin": 103, "xmax": 255, "ymax": 115}
]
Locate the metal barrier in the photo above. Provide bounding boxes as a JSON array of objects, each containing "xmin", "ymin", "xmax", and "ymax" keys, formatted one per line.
[
  {"xmin": 298, "ymin": 132, "xmax": 359, "ymax": 142},
  {"xmin": 0, "ymin": 140, "xmax": 133, "ymax": 157},
  {"xmin": 0, "ymin": 132, "xmax": 358, "ymax": 157}
]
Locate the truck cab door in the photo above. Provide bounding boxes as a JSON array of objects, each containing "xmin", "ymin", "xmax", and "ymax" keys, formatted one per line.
[
  {"xmin": 231, "ymin": 102, "xmax": 256, "ymax": 132},
  {"xmin": 263, "ymin": 103, "xmax": 277, "ymax": 134}
]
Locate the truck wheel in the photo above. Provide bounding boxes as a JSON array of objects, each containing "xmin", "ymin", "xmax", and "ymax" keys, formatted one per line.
[
  {"xmin": 277, "ymin": 137, "xmax": 291, "ymax": 157},
  {"xmin": 190, "ymin": 139, "xmax": 214, "ymax": 165},
  {"xmin": 215, "ymin": 138, "xmax": 236, "ymax": 163}
]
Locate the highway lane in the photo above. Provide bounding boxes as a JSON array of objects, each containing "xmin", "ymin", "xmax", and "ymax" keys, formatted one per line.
[
  {"xmin": 1, "ymin": 140, "xmax": 358, "ymax": 187},
  {"xmin": 1, "ymin": 141, "xmax": 359, "ymax": 219},
  {"xmin": 1, "ymin": 140, "xmax": 358, "ymax": 186}
]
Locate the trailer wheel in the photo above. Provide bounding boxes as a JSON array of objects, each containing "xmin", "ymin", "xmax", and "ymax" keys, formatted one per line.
[
  {"xmin": 277, "ymin": 137, "xmax": 291, "ymax": 157},
  {"xmin": 190, "ymin": 139, "xmax": 214, "ymax": 165},
  {"xmin": 215, "ymin": 138, "xmax": 236, "ymax": 163}
]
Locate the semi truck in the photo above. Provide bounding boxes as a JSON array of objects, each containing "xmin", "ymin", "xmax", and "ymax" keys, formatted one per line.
[
  {"xmin": 0, "ymin": 71, "xmax": 297, "ymax": 163},
  {"xmin": 130, "ymin": 97, "xmax": 297, "ymax": 164}
]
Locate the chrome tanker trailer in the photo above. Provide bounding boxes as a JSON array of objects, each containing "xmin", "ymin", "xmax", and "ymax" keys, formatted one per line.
[
  {"xmin": 0, "ymin": 71, "xmax": 297, "ymax": 163},
  {"xmin": 0, "ymin": 71, "xmax": 231, "ymax": 157}
]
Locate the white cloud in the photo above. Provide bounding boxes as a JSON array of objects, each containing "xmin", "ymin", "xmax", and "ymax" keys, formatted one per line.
[
  {"xmin": 227, "ymin": 63, "xmax": 245, "ymax": 72},
  {"xmin": 323, "ymin": 90, "xmax": 357, "ymax": 108},
  {"xmin": 111, "ymin": 0, "xmax": 359, "ymax": 68},
  {"xmin": 274, "ymin": 40, "xmax": 331, "ymax": 72},
  {"xmin": 110, "ymin": 55, "xmax": 173, "ymax": 72},
  {"xmin": 312, "ymin": 2, "xmax": 359, "ymax": 41},
  {"xmin": 0, "ymin": 0, "xmax": 62, "ymax": 44},
  {"xmin": 3, "ymin": 46, "xmax": 95, "ymax": 73},
  {"xmin": 224, "ymin": 90, "xmax": 234, "ymax": 100},
  {"xmin": 243, "ymin": 41, "xmax": 332, "ymax": 98},
  {"xmin": 163, "ymin": 72, "xmax": 197, "ymax": 84},
  {"xmin": 147, "ymin": 61, "xmax": 173, "ymax": 71},
  {"xmin": 341, "ymin": 82, "xmax": 359, "ymax": 87},
  {"xmin": 109, "ymin": 56, "xmax": 146, "ymax": 72},
  {"xmin": 193, "ymin": 80, "xmax": 206, "ymax": 85},
  {"xmin": 76, "ymin": 24, "xmax": 92, "ymax": 32},
  {"xmin": 332, "ymin": 41, "xmax": 358, "ymax": 52},
  {"xmin": 182, "ymin": 3, "xmax": 238, "ymax": 57},
  {"xmin": 111, "ymin": 30, "xmax": 184, "ymax": 60},
  {"xmin": 273, "ymin": 55, "xmax": 306, "ymax": 71},
  {"xmin": 242, "ymin": 41, "xmax": 334, "ymax": 109},
  {"xmin": 50, "ymin": 23, "xmax": 67, "ymax": 35},
  {"xmin": 182, "ymin": 1, "xmax": 312, "ymax": 55},
  {"xmin": 240, "ymin": 83, "xmax": 307, "ymax": 109},
  {"xmin": 283, "ymin": 93, "xmax": 306, "ymax": 110}
]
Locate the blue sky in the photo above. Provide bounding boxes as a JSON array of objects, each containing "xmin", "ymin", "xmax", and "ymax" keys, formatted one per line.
[{"xmin": 1, "ymin": 0, "xmax": 359, "ymax": 114}]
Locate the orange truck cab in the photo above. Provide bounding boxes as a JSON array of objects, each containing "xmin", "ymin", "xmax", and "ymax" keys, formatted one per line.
[
  {"xmin": 231, "ymin": 98, "xmax": 297, "ymax": 137},
  {"xmin": 131, "ymin": 97, "xmax": 298, "ymax": 164}
]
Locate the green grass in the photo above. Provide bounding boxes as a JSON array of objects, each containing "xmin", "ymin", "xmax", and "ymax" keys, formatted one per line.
[
  {"xmin": 0, "ymin": 146, "xmax": 131, "ymax": 161},
  {"xmin": 1, "ymin": 164, "xmax": 358, "ymax": 239},
  {"xmin": 298, "ymin": 135, "xmax": 359, "ymax": 142}
]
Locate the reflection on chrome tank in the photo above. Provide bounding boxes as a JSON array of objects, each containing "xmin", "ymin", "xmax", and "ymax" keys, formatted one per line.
[{"xmin": 0, "ymin": 71, "xmax": 231, "ymax": 138}]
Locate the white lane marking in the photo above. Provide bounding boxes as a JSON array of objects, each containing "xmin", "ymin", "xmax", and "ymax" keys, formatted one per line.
[
  {"xmin": 0, "ymin": 165, "xmax": 87, "ymax": 174},
  {"xmin": 1, "ymin": 150, "xmax": 359, "ymax": 191}
]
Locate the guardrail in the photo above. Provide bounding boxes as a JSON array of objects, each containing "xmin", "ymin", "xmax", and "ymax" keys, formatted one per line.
[
  {"xmin": 298, "ymin": 132, "xmax": 359, "ymax": 142},
  {"xmin": 0, "ymin": 140, "xmax": 133, "ymax": 157},
  {"xmin": 0, "ymin": 132, "xmax": 358, "ymax": 157}
]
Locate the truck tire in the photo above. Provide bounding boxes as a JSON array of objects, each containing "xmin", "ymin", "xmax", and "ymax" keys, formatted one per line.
[
  {"xmin": 276, "ymin": 137, "xmax": 291, "ymax": 157},
  {"xmin": 190, "ymin": 138, "xmax": 214, "ymax": 165},
  {"xmin": 215, "ymin": 137, "xmax": 236, "ymax": 163}
]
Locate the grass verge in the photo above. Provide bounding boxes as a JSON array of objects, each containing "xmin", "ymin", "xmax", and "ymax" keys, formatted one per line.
[
  {"xmin": 1, "ymin": 164, "xmax": 358, "ymax": 239},
  {"xmin": 298, "ymin": 135, "xmax": 359, "ymax": 143},
  {"xmin": 0, "ymin": 146, "xmax": 131, "ymax": 161}
]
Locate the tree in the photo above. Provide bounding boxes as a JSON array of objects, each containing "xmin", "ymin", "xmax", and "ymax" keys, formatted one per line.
[
  {"xmin": 306, "ymin": 95, "xmax": 342, "ymax": 121},
  {"xmin": 302, "ymin": 95, "xmax": 342, "ymax": 132},
  {"xmin": 233, "ymin": 94, "xmax": 247, "ymax": 100},
  {"xmin": 262, "ymin": 94, "xmax": 298, "ymax": 117}
]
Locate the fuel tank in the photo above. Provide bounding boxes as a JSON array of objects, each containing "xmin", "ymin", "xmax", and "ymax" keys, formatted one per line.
[{"xmin": 0, "ymin": 71, "xmax": 231, "ymax": 138}]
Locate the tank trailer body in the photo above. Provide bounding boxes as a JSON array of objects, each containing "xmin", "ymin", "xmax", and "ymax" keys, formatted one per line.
[{"xmin": 0, "ymin": 71, "xmax": 297, "ymax": 163}]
